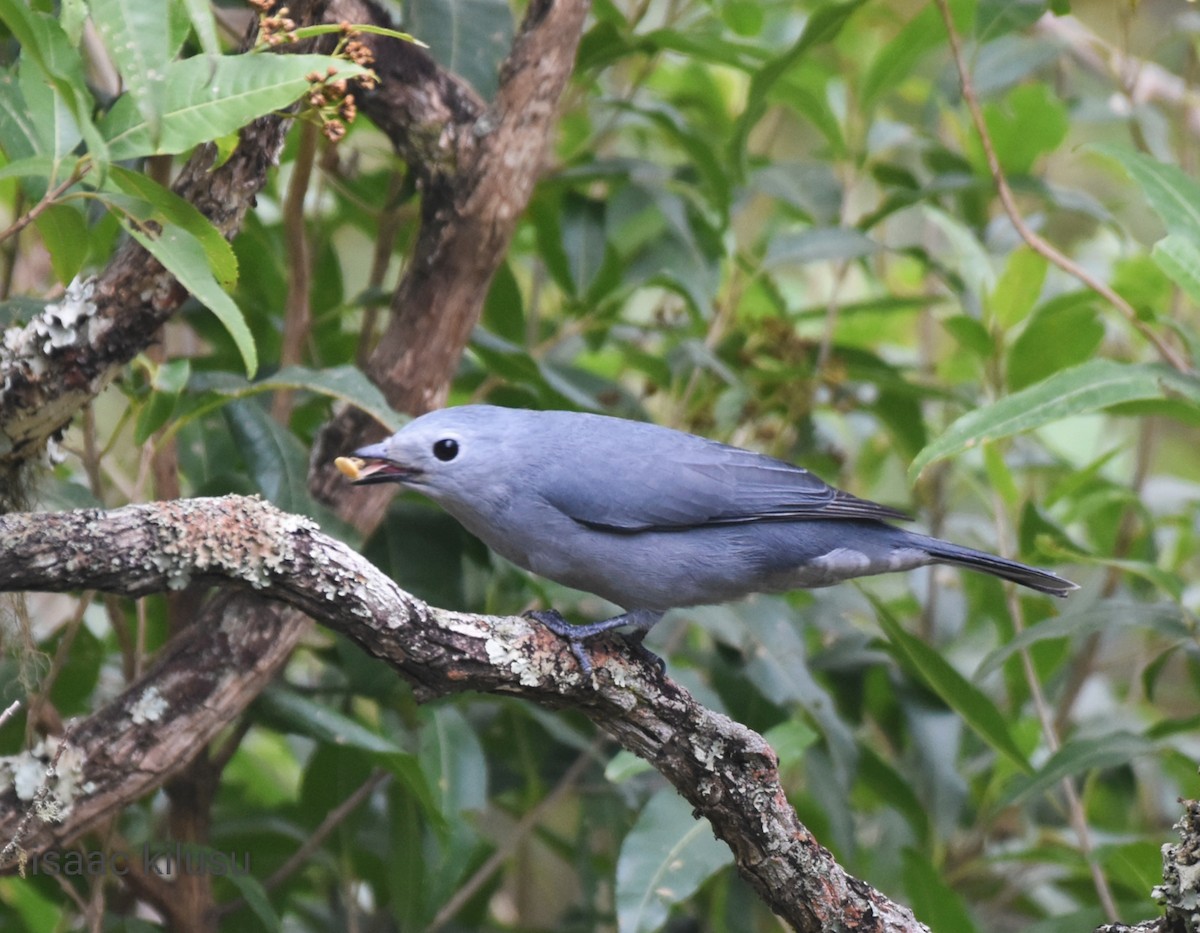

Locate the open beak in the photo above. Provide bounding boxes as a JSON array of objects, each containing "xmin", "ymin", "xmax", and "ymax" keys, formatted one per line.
[{"xmin": 335, "ymin": 444, "xmax": 421, "ymax": 486}]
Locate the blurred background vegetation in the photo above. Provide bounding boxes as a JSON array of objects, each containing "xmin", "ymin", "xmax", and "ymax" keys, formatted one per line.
[{"xmin": 3, "ymin": 0, "xmax": 1200, "ymax": 930}]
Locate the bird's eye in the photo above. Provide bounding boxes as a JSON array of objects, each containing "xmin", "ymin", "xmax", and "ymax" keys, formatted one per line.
[{"xmin": 433, "ymin": 438, "xmax": 459, "ymax": 462}]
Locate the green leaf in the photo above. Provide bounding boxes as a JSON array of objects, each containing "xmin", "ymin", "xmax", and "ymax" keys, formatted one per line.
[
  {"xmin": 134, "ymin": 358, "xmax": 191, "ymax": 444},
  {"xmin": 106, "ymin": 165, "xmax": 237, "ymax": 286},
  {"xmin": 89, "ymin": 0, "xmax": 181, "ymax": 145},
  {"xmin": 419, "ymin": 706, "xmax": 487, "ymax": 815},
  {"xmin": 19, "ymin": 53, "xmax": 81, "ymax": 160},
  {"xmin": 178, "ymin": 0, "xmax": 221, "ymax": 56},
  {"xmin": 763, "ymin": 719, "xmax": 819, "ymax": 769},
  {"xmin": 126, "ymin": 222, "xmax": 258, "ymax": 376},
  {"xmin": 292, "ymin": 23, "xmax": 428, "ymax": 48},
  {"xmin": 220, "ymin": 871, "xmax": 281, "ymax": 932},
  {"xmin": 729, "ymin": 0, "xmax": 866, "ymax": 179},
  {"xmin": 195, "ymin": 365, "xmax": 399, "ymax": 433},
  {"xmin": 989, "ymin": 247, "xmax": 1047, "ymax": 328},
  {"xmin": 0, "ymin": 154, "xmax": 64, "ymax": 183},
  {"xmin": 739, "ymin": 603, "xmax": 859, "ymax": 784},
  {"xmin": 482, "ymin": 261, "xmax": 525, "ymax": 343},
  {"xmin": 0, "ymin": 69, "xmax": 40, "ymax": 162},
  {"xmin": 969, "ymin": 83, "xmax": 1068, "ymax": 177},
  {"xmin": 902, "ymin": 849, "xmax": 980, "ymax": 933},
  {"xmin": 1093, "ymin": 143, "xmax": 1200, "ymax": 241},
  {"xmin": 34, "ymin": 203, "xmax": 89, "ymax": 285},
  {"xmin": 721, "ymin": 0, "xmax": 764, "ymax": 37},
  {"xmin": 99, "ymin": 53, "xmax": 368, "ymax": 160},
  {"xmin": 1152, "ymin": 233, "xmax": 1200, "ymax": 306},
  {"xmin": 858, "ymin": 745, "xmax": 930, "ymax": 846},
  {"xmin": 615, "ymin": 788, "xmax": 733, "ymax": 933},
  {"xmin": 561, "ymin": 193, "xmax": 607, "ymax": 297},
  {"xmin": 999, "ymin": 732, "xmax": 1155, "ymax": 807},
  {"xmin": 635, "ymin": 28, "xmax": 765, "ymax": 71},
  {"xmin": 862, "ymin": 0, "xmax": 972, "ymax": 110},
  {"xmin": 405, "ymin": 0, "xmax": 513, "ymax": 99},
  {"xmin": 1006, "ymin": 297, "xmax": 1103, "ymax": 392},
  {"xmin": 909, "ymin": 360, "xmax": 1200, "ymax": 479},
  {"xmin": 1, "ymin": 864, "xmax": 62, "ymax": 929},
  {"xmin": 764, "ymin": 227, "xmax": 880, "ymax": 266},
  {"xmin": 872, "ymin": 596, "xmax": 1032, "ymax": 773},
  {"xmin": 976, "ymin": 603, "xmax": 1192, "ymax": 680},
  {"xmin": 0, "ymin": 1, "xmax": 109, "ymax": 166},
  {"xmin": 942, "ymin": 314, "xmax": 994, "ymax": 359},
  {"xmin": 257, "ymin": 686, "xmax": 404, "ymax": 754},
  {"xmin": 222, "ymin": 400, "xmax": 310, "ymax": 511},
  {"xmin": 605, "ymin": 749, "xmax": 654, "ymax": 783}
]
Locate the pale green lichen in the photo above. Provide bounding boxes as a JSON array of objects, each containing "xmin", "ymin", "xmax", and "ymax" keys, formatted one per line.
[
  {"xmin": 0, "ymin": 737, "xmax": 87, "ymax": 819},
  {"xmin": 129, "ymin": 686, "xmax": 168, "ymax": 724},
  {"xmin": 691, "ymin": 735, "xmax": 726, "ymax": 771},
  {"xmin": 485, "ymin": 631, "xmax": 548, "ymax": 687},
  {"xmin": 146, "ymin": 496, "xmax": 318, "ymax": 592}
]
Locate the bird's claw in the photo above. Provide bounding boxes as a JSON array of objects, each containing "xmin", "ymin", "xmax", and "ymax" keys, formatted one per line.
[
  {"xmin": 524, "ymin": 609, "xmax": 596, "ymax": 677},
  {"xmin": 524, "ymin": 609, "xmax": 666, "ymax": 678},
  {"xmin": 620, "ymin": 629, "xmax": 666, "ymax": 674}
]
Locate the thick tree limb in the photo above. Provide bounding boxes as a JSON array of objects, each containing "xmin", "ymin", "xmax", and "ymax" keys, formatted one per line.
[{"xmin": 0, "ymin": 496, "xmax": 929, "ymax": 933}]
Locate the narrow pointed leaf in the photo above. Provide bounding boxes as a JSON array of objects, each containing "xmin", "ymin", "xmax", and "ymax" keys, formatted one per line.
[
  {"xmin": 100, "ymin": 54, "xmax": 367, "ymax": 160},
  {"xmin": 872, "ymin": 596, "xmax": 1032, "ymax": 773},
  {"xmin": 999, "ymin": 732, "xmax": 1155, "ymax": 806},
  {"xmin": 107, "ymin": 165, "xmax": 237, "ymax": 286},
  {"xmin": 126, "ymin": 222, "xmax": 258, "ymax": 376},
  {"xmin": 90, "ymin": 0, "xmax": 177, "ymax": 143},
  {"xmin": 909, "ymin": 360, "xmax": 1200, "ymax": 479}
]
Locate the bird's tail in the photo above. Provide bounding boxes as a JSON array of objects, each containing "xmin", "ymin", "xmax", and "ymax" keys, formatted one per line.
[{"xmin": 913, "ymin": 535, "xmax": 1079, "ymax": 597}]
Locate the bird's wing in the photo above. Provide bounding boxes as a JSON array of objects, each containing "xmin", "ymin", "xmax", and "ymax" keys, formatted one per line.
[{"xmin": 540, "ymin": 427, "xmax": 910, "ymax": 532}]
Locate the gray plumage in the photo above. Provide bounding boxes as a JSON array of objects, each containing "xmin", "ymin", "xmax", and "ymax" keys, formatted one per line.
[{"xmin": 348, "ymin": 405, "xmax": 1077, "ymax": 672}]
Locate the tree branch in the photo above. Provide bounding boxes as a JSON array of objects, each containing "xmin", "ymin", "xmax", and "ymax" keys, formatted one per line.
[{"xmin": 0, "ymin": 496, "xmax": 929, "ymax": 933}]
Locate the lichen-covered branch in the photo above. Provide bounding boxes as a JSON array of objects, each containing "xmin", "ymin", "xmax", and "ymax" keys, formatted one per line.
[{"xmin": 0, "ymin": 497, "xmax": 929, "ymax": 933}]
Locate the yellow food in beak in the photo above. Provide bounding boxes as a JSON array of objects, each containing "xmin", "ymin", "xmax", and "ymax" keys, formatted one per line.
[{"xmin": 335, "ymin": 456, "xmax": 365, "ymax": 480}]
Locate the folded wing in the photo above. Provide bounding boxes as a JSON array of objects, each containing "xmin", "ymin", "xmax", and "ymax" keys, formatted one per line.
[{"xmin": 540, "ymin": 427, "xmax": 910, "ymax": 532}]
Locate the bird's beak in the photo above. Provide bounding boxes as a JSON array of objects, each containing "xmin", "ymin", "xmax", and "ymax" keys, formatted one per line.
[{"xmin": 335, "ymin": 443, "xmax": 421, "ymax": 486}]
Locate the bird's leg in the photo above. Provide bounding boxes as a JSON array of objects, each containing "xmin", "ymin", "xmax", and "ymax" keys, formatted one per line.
[{"xmin": 524, "ymin": 609, "xmax": 664, "ymax": 677}]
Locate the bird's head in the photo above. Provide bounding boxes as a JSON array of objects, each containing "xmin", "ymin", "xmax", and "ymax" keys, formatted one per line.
[{"xmin": 335, "ymin": 406, "xmax": 517, "ymax": 508}]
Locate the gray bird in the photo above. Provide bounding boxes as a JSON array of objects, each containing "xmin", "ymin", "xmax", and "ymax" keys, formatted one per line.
[{"xmin": 340, "ymin": 405, "xmax": 1078, "ymax": 674}]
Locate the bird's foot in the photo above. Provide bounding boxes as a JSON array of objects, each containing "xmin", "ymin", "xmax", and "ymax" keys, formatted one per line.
[
  {"xmin": 523, "ymin": 609, "xmax": 666, "ymax": 678},
  {"xmin": 619, "ymin": 629, "xmax": 667, "ymax": 675},
  {"xmin": 524, "ymin": 609, "xmax": 597, "ymax": 676}
]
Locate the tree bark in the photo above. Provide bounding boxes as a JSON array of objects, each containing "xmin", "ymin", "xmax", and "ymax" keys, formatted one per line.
[{"xmin": 0, "ymin": 497, "xmax": 931, "ymax": 933}]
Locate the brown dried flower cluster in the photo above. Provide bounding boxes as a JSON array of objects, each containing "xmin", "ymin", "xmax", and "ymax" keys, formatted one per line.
[
  {"xmin": 304, "ymin": 66, "xmax": 365, "ymax": 142},
  {"xmin": 253, "ymin": 2, "xmax": 298, "ymax": 47}
]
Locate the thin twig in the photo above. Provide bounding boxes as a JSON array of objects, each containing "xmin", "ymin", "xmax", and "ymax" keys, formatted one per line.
[
  {"xmin": 0, "ymin": 720, "xmax": 79, "ymax": 870},
  {"xmin": 272, "ymin": 120, "xmax": 318, "ymax": 423},
  {"xmin": 262, "ymin": 769, "xmax": 390, "ymax": 893},
  {"xmin": 0, "ymin": 166, "xmax": 89, "ymax": 244},
  {"xmin": 0, "ymin": 700, "xmax": 20, "ymax": 730},
  {"xmin": 988, "ymin": 489, "xmax": 1120, "ymax": 923},
  {"xmin": 357, "ymin": 170, "xmax": 408, "ymax": 369},
  {"xmin": 425, "ymin": 745, "xmax": 599, "ymax": 933},
  {"xmin": 934, "ymin": 0, "xmax": 1192, "ymax": 374},
  {"xmin": 936, "ymin": 10, "xmax": 1188, "ymax": 905},
  {"xmin": 24, "ymin": 595, "xmax": 90, "ymax": 743}
]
